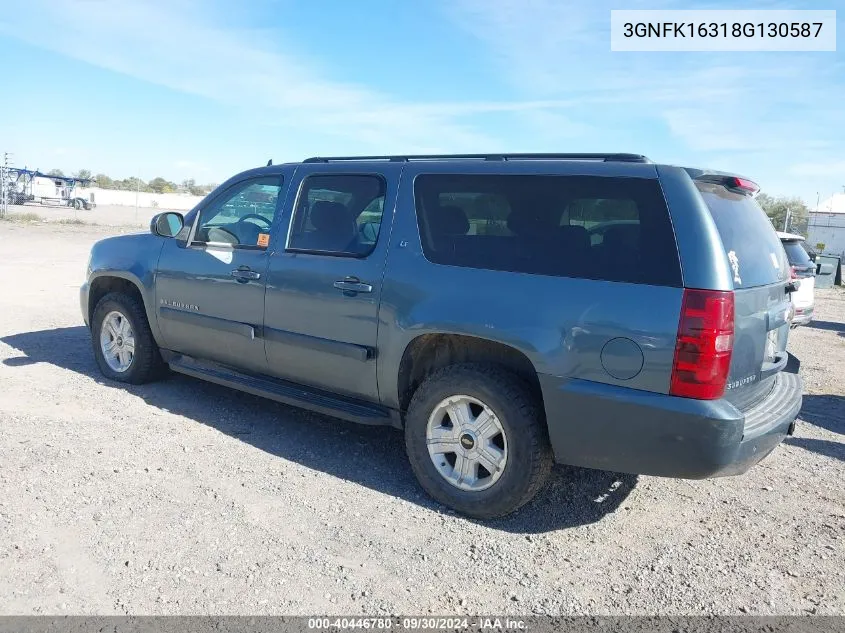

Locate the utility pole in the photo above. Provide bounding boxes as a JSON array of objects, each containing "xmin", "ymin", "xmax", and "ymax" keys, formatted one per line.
[
  {"xmin": 783, "ymin": 207, "xmax": 790, "ymax": 232},
  {"xmin": 135, "ymin": 173, "xmax": 140, "ymax": 224},
  {"xmin": 0, "ymin": 152, "xmax": 10, "ymax": 218}
]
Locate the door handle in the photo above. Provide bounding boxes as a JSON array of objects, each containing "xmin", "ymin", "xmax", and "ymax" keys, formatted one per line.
[
  {"xmin": 231, "ymin": 268, "xmax": 261, "ymax": 282},
  {"xmin": 333, "ymin": 277, "xmax": 373, "ymax": 293}
]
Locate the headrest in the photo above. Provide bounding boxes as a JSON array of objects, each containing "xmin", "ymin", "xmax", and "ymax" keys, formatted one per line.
[
  {"xmin": 557, "ymin": 224, "xmax": 590, "ymax": 251},
  {"xmin": 602, "ymin": 224, "xmax": 640, "ymax": 249},
  {"xmin": 507, "ymin": 210, "xmax": 549, "ymax": 237},
  {"xmin": 310, "ymin": 201, "xmax": 354, "ymax": 235},
  {"xmin": 429, "ymin": 205, "xmax": 469, "ymax": 235}
]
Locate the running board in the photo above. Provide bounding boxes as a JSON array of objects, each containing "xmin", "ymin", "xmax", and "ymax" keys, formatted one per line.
[{"xmin": 165, "ymin": 353, "xmax": 400, "ymax": 428}]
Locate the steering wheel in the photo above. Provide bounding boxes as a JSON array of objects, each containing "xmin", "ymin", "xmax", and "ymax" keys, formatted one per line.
[
  {"xmin": 238, "ymin": 213, "xmax": 273, "ymax": 228},
  {"xmin": 205, "ymin": 226, "xmax": 240, "ymax": 245}
]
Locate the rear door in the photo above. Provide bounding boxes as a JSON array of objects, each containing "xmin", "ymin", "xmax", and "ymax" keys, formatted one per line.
[
  {"xmin": 262, "ymin": 164, "xmax": 399, "ymax": 402},
  {"xmin": 696, "ymin": 182, "xmax": 792, "ymax": 410}
]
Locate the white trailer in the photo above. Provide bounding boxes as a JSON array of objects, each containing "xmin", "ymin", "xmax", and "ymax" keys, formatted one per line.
[{"xmin": 6, "ymin": 169, "xmax": 95, "ymax": 210}]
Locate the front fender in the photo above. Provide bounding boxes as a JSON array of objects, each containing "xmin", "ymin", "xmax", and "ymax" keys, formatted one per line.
[{"xmin": 87, "ymin": 233, "xmax": 167, "ymax": 344}]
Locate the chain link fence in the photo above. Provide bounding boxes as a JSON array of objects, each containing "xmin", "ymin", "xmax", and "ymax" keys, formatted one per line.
[{"xmin": 0, "ymin": 152, "xmax": 11, "ymax": 218}]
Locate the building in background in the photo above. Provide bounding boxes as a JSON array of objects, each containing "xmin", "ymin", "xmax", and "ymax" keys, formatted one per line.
[{"xmin": 807, "ymin": 193, "xmax": 845, "ymax": 258}]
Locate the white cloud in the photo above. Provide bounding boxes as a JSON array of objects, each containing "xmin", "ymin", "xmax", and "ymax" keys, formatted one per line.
[
  {"xmin": 447, "ymin": 0, "xmax": 845, "ymax": 203},
  {"xmin": 2, "ymin": 0, "xmax": 842, "ymax": 205},
  {"xmin": 0, "ymin": 0, "xmax": 593, "ymax": 155}
]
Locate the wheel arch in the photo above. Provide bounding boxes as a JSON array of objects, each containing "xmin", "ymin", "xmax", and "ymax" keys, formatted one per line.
[
  {"xmin": 88, "ymin": 273, "xmax": 151, "ymax": 334},
  {"xmin": 396, "ymin": 333, "xmax": 544, "ymax": 418}
]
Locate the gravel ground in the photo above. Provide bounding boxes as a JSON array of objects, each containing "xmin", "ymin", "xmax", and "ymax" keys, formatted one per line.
[{"xmin": 0, "ymin": 222, "xmax": 843, "ymax": 616}]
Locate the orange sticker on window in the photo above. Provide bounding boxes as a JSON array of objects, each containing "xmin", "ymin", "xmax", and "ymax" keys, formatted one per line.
[{"xmin": 257, "ymin": 233, "xmax": 270, "ymax": 247}]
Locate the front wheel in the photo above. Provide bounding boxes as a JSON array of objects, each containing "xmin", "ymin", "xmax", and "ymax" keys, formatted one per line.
[
  {"xmin": 91, "ymin": 292, "xmax": 164, "ymax": 384},
  {"xmin": 405, "ymin": 364, "xmax": 552, "ymax": 519}
]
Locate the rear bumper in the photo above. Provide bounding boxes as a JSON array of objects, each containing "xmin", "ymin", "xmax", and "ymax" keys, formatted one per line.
[{"xmin": 539, "ymin": 370, "xmax": 802, "ymax": 479}]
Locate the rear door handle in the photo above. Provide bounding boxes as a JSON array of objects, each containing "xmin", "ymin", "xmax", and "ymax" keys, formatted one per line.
[
  {"xmin": 231, "ymin": 268, "xmax": 261, "ymax": 282},
  {"xmin": 333, "ymin": 277, "xmax": 373, "ymax": 293}
]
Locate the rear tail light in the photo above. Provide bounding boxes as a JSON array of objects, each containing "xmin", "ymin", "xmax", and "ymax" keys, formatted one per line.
[
  {"xmin": 690, "ymin": 171, "xmax": 760, "ymax": 196},
  {"xmin": 731, "ymin": 177, "xmax": 760, "ymax": 194},
  {"xmin": 670, "ymin": 289, "xmax": 735, "ymax": 400}
]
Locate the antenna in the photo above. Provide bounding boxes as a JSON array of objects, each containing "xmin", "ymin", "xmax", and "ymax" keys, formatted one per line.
[{"xmin": 266, "ymin": 159, "xmax": 273, "ymax": 166}]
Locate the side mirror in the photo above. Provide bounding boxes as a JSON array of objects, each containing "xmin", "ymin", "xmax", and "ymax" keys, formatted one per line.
[{"xmin": 151, "ymin": 212, "xmax": 184, "ymax": 238}]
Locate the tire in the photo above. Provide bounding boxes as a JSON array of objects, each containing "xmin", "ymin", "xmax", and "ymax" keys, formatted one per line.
[
  {"xmin": 405, "ymin": 363, "xmax": 553, "ymax": 519},
  {"xmin": 73, "ymin": 199, "xmax": 82, "ymax": 210},
  {"xmin": 91, "ymin": 292, "xmax": 165, "ymax": 384}
]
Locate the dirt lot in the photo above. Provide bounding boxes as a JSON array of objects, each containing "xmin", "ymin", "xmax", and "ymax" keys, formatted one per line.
[{"xmin": 1, "ymin": 221, "xmax": 843, "ymax": 616}]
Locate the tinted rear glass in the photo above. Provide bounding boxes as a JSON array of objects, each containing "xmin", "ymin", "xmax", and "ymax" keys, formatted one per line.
[
  {"xmin": 414, "ymin": 174, "xmax": 681, "ymax": 286},
  {"xmin": 696, "ymin": 183, "xmax": 788, "ymax": 288},
  {"xmin": 782, "ymin": 240, "xmax": 813, "ymax": 267}
]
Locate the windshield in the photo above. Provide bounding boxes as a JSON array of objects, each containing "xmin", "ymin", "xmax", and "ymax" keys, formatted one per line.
[{"xmin": 696, "ymin": 183, "xmax": 788, "ymax": 288}]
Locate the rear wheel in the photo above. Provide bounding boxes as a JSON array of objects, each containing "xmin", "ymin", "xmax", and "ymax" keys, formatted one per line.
[
  {"xmin": 91, "ymin": 292, "xmax": 164, "ymax": 384},
  {"xmin": 405, "ymin": 364, "xmax": 552, "ymax": 519}
]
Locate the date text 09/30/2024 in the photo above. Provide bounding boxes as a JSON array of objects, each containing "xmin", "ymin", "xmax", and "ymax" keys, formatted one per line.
[{"xmin": 308, "ymin": 617, "xmax": 527, "ymax": 631}]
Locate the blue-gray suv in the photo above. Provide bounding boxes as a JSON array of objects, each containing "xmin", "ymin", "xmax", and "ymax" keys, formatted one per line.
[{"xmin": 80, "ymin": 153, "xmax": 803, "ymax": 518}]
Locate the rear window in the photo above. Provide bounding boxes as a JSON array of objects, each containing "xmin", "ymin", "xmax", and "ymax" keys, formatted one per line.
[
  {"xmin": 414, "ymin": 174, "xmax": 681, "ymax": 286},
  {"xmin": 782, "ymin": 240, "xmax": 813, "ymax": 267},
  {"xmin": 696, "ymin": 183, "xmax": 788, "ymax": 288}
]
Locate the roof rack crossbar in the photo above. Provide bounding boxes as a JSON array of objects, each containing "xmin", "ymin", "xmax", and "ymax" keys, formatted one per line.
[{"xmin": 303, "ymin": 153, "xmax": 651, "ymax": 164}]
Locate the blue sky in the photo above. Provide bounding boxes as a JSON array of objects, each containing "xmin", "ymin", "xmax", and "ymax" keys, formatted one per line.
[{"xmin": 0, "ymin": 0, "xmax": 842, "ymax": 206}]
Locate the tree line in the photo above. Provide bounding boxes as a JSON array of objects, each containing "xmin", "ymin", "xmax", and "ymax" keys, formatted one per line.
[
  {"xmin": 43, "ymin": 168, "xmax": 813, "ymax": 235},
  {"xmin": 45, "ymin": 169, "xmax": 217, "ymax": 197},
  {"xmin": 756, "ymin": 193, "xmax": 809, "ymax": 235}
]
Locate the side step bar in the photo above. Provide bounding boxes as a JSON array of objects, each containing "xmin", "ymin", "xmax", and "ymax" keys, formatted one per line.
[{"xmin": 165, "ymin": 352, "xmax": 401, "ymax": 428}]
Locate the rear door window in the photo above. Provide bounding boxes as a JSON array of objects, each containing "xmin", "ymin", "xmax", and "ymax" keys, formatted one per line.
[
  {"xmin": 414, "ymin": 174, "xmax": 681, "ymax": 286},
  {"xmin": 287, "ymin": 174, "xmax": 386, "ymax": 257},
  {"xmin": 782, "ymin": 240, "xmax": 813, "ymax": 267},
  {"xmin": 696, "ymin": 183, "xmax": 788, "ymax": 288}
]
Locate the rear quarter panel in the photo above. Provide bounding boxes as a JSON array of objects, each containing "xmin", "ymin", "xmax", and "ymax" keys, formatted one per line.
[{"xmin": 376, "ymin": 162, "xmax": 685, "ymax": 409}]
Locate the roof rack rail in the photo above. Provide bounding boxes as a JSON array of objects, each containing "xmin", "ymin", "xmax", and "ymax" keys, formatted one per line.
[{"xmin": 302, "ymin": 153, "xmax": 651, "ymax": 164}]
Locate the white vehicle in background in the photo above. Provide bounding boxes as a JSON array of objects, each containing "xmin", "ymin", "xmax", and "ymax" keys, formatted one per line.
[
  {"xmin": 778, "ymin": 231, "xmax": 815, "ymax": 327},
  {"xmin": 5, "ymin": 169, "xmax": 95, "ymax": 210}
]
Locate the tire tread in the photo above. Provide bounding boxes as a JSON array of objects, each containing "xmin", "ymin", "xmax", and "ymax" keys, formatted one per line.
[
  {"xmin": 92, "ymin": 291, "xmax": 164, "ymax": 385},
  {"xmin": 405, "ymin": 363, "xmax": 552, "ymax": 518}
]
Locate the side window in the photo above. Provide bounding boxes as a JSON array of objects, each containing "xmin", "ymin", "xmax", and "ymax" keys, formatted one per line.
[
  {"xmin": 567, "ymin": 199, "xmax": 640, "ymax": 247},
  {"xmin": 287, "ymin": 174, "xmax": 386, "ymax": 257},
  {"xmin": 414, "ymin": 174, "xmax": 681, "ymax": 286},
  {"xmin": 193, "ymin": 177, "xmax": 283, "ymax": 248}
]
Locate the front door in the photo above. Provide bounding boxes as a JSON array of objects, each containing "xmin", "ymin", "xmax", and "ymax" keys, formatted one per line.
[
  {"xmin": 155, "ymin": 174, "xmax": 286, "ymax": 373},
  {"xmin": 263, "ymin": 167, "xmax": 398, "ymax": 401}
]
